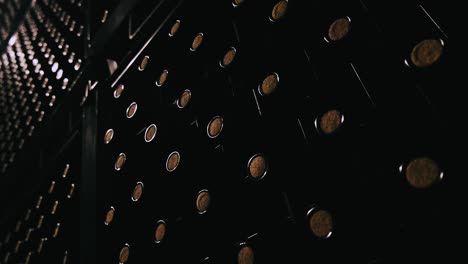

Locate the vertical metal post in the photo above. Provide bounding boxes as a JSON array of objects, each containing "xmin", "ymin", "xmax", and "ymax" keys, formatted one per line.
[{"xmin": 80, "ymin": 89, "xmax": 97, "ymax": 263}]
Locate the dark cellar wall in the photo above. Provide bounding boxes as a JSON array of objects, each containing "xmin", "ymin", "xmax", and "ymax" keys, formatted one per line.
[{"xmin": 0, "ymin": 0, "xmax": 451, "ymax": 263}]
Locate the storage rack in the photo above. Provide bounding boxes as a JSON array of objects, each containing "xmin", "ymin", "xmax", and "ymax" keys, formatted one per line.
[{"xmin": 0, "ymin": 0, "xmax": 450, "ymax": 263}]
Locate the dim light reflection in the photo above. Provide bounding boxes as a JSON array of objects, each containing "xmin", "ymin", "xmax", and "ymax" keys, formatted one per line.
[
  {"xmin": 56, "ymin": 69, "xmax": 63, "ymax": 79},
  {"xmin": 8, "ymin": 34, "xmax": 17, "ymax": 46},
  {"xmin": 51, "ymin": 62, "xmax": 59, "ymax": 72}
]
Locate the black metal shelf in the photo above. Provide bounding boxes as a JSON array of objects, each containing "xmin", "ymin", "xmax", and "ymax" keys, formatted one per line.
[{"xmin": 0, "ymin": 0, "xmax": 451, "ymax": 263}]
